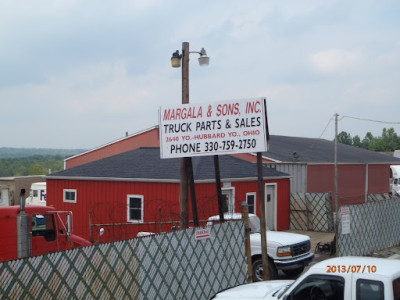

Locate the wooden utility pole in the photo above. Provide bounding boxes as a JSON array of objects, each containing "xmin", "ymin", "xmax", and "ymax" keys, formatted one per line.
[
  {"xmin": 257, "ymin": 152, "xmax": 269, "ymax": 280},
  {"xmin": 180, "ymin": 42, "xmax": 190, "ymax": 229},
  {"xmin": 187, "ymin": 158, "xmax": 199, "ymax": 227},
  {"xmin": 214, "ymin": 155, "xmax": 225, "ymax": 223},
  {"xmin": 334, "ymin": 113, "xmax": 339, "ymax": 255},
  {"xmin": 242, "ymin": 202, "xmax": 253, "ymax": 282}
]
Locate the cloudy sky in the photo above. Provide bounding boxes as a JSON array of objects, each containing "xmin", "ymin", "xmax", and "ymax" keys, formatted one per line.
[{"xmin": 1, "ymin": 0, "xmax": 399, "ymax": 149}]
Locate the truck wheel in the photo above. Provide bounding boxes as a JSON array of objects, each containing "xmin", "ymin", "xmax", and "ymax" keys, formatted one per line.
[
  {"xmin": 282, "ymin": 267, "xmax": 304, "ymax": 277},
  {"xmin": 252, "ymin": 258, "xmax": 278, "ymax": 281}
]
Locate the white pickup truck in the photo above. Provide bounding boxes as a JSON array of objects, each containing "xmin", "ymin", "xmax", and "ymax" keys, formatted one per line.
[
  {"xmin": 207, "ymin": 213, "xmax": 314, "ymax": 281},
  {"xmin": 212, "ymin": 256, "xmax": 400, "ymax": 300}
]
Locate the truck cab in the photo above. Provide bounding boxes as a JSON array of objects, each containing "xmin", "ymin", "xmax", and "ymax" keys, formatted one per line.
[
  {"xmin": 0, "ymin": 205, "xmax": 92, "ymax": 262},
  {"xmin": 212, "ymin": 256, "xmax": 400, "ymax": 300},
  {"xmin": 207, "ymin": 213, "xmax": 314, "ymax": 281}
]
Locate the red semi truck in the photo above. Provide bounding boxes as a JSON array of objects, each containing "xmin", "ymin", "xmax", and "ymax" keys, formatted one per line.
[{"xmin": 0, "ymin": 203, "xmax": 93, "ymax": 262}]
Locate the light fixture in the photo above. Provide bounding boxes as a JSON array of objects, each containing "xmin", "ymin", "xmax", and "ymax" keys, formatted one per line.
[
  {"xmin": 171, "ymin": 47, "xmax": 210, "ymax": 68},
  {"xmin": 171, "ymin": 50, "xmax": 182, "ymax": 68},
  {"xmin": 198, "ymin": 48, "xmax": 210, "ymax": 66}
]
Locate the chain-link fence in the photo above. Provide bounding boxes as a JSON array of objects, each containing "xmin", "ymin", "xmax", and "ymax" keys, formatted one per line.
[
  {"xmin": 338, "ymin": 196, "xmax": 400, "ymax": 256},
  {"xmin": 0, "ymin": 221, "xmax": 247, "ymax": 300},
  {"xmin": 290, "ymin": 193, "xmax": 334, "ymax": 232}
]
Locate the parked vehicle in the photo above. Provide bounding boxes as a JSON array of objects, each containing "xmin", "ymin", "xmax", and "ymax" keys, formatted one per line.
[
  {"xmin": 0, "ymin": 203, "xmax": 95, "ymax": 262},
  {"xmin": 26, "ymin": 182, "xmax": 47, "ymax": 206},
  {"xmin": 207, "ymin": 213, "xmax": 314, "ymax": 281},
  {"xmin": 390, "ymin": 165, "xmax": 400, "ymax": 196},
  {"xmin": 0, "ymin": 185, "xmax": 10, "ymax": 206},
  {"xmin": 211, "ymin": 256, "xmax": 400, "ymax": 299}
]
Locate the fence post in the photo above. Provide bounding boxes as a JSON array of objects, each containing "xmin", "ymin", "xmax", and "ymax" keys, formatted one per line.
[
  {"xmin": 305, "ymin": 193, "xmax": 310, "ymax": 230},
  {"xmin": 241, "ymin": 202, "xmax": 253, "ymax": 283}
]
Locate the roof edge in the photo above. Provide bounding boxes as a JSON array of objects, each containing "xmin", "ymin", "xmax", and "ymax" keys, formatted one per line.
[
  {"xmin": 47, "ymin": 175, "xmax": 291, "ymax": 183},
  {"xmin": 64, "ymin": 125, "xmax": 159, "ymax": 163}
]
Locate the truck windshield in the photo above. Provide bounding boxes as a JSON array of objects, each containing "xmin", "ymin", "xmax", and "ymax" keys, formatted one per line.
[
  {"xmin": 249, "ymin": 216, "xmax": 261, "ymax": 233},
  {"xmin": 248, "ymin": 215, "xmax": 272, "ymax": 232}
]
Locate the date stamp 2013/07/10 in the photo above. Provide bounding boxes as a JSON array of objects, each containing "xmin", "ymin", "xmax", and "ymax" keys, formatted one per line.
[{"xmin": 326, "ymin": 265, "xmax": 377, "ymax": 273}]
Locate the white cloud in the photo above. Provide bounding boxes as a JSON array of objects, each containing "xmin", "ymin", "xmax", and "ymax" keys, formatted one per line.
[
  {"xmin": 1, "ymin": 0, "xmax": 400, "ymax": 147},
  {"xmin": 310, "ymin": 49, "xmax": 362, "ymax": 75}
]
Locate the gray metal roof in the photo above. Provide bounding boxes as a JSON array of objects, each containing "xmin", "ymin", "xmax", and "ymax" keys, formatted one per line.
[
  {"xmin": 264, "ymin": 135, "xmax": 400, "ymax": 164},
  {"xmin": 50, "ymin": 147, "xmax": 288, "ymax": 180}
]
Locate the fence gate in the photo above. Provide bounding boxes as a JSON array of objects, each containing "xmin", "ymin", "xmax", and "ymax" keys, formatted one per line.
[{"xmin": 290, "ymin": 193, "xmax": 334, "ymax": 232}]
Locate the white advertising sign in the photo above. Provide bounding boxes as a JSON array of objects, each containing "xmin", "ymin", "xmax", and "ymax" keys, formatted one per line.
[
  {"xmin": 159, "ymin": 98, "xmax": 269, "ymax": 159},
  {"xmin": 341, "ymin": 206, "xmax": 351, "ymax": 235}
]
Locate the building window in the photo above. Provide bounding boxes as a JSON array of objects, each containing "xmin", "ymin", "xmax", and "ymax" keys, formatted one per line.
[
  {"xmin": 64, "ymin": 189, "xmax": 77, "ymax": 203},
  {"xmin": 246, "ymin": 193, "xmax": 256, "ymax": 214},
  {"xmin": 221, "ymin": 188, "xmax": 235, "ymax": 214},
  {"xmin": 128, "ymin": 195, "xmax": 144, "ymax": 222}
]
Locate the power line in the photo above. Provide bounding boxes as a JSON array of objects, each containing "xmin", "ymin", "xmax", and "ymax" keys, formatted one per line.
[
  {"xmin": 341, "ymin": 115, "xmax": 400, "ymax": 125},
  {"xmin": 318, "ymin": 117, "xmax": 334, "ymax": 139}
]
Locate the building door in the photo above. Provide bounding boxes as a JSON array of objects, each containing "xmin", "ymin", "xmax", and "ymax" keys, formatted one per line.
[
  {"xmin": 221, "ymin": 188, "xmax": 235, "ymax": 213},
  {"xmin": 265, "ymin": 184, "xmax": 277, "ymax": 230}
]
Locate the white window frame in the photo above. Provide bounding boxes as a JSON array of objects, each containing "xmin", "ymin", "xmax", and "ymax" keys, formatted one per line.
[
  {"xmin": 63, "ymin": 189, "xmax": 77, "ymax": 203},
  {"xmin": 246, "ymin": 192, "xmax": 257, "ymax": 214},
  {"xmin": 127, "ymin": 195, "xmax": 144, "ymax": 223},
  {"xmin": 221, "ymin": 187, "xmax": 235, "ymax": 214}
]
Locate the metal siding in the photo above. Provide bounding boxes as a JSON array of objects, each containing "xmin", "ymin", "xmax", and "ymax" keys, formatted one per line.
[
  {"xmin": 265, "ymin": 163, "xmax": 307, "ymax": 193},
  {"xmin": 47, "ymin": 176, "xmax": 291, "ymax": 242},
  {"xmin": 231, "ymin": 178, "xmax": 291, "ymax": 230},
  {"xmin": 368, "ymin": 164, "xmax": 391, "ymax": 194},
  {"xmin": 308, "ymin": 164, "xmax": 391, "ymax": 205},
  {"xmin": 307, "ymin": 165, "xmax": 333, "ymax": 193},
  {"xmin": 47, "ymin": 179, "xmax": 181, "ymax": 242}
]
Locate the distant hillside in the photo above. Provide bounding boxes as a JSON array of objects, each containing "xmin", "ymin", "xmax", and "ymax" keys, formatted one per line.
[
  {"xmin": 0, "ymin": 147, "xmax": 86, "ymax": 158},
  {"xmin": 0, "ymin": 148, "xmax": 88, "ymax": 177}
]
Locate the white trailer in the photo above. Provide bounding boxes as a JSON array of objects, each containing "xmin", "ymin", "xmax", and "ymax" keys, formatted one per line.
[
  {"xmin": 26, "ymin": 182, "xmax": 47, "ymax": 206},
  {"xmin": 0, "ymin": 186, "xmax": 10, "ymax": 206},
  {"xmin": 390, "ymin": 165, "xmax": 400, "ymax": 196}
]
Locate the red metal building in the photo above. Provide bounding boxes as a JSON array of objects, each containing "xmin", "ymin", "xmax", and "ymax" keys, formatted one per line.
[
  {"xmin": 65, "ymin": 127, "xmax": 400, "ymax": 206},
  {"xmin": 259, "ymin": 136, "xmax": 400, "ymax": 205},
  {"xmin": 49, "ymin": 148, "xmax": 291, "ymax": 243}
]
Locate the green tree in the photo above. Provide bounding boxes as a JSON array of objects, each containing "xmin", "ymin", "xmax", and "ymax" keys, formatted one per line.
[
  {"xmin": 361, "ymin": 132, "xmax": 374, "ymax": 150},
  {"xmin": 339, "ymin": 128, "xmax": 400, "ymax": 152},
  {"xmin": 352, "ymin": 135, "xmax": 362, "ymax": 148},
  {"xmin": 29, "ymin": 164, "xmax": 47, "ymax": 175},
  {"xmin": 0, "ymin": 155, "xmax": 66, "ymax": 177},
  {"xmin": 381, "ymin": 128, "xmax": 400, "ymax": 151},
  {"xmin": 338, "ymin": 131, "xmax": 353, "ymax": 145}
]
